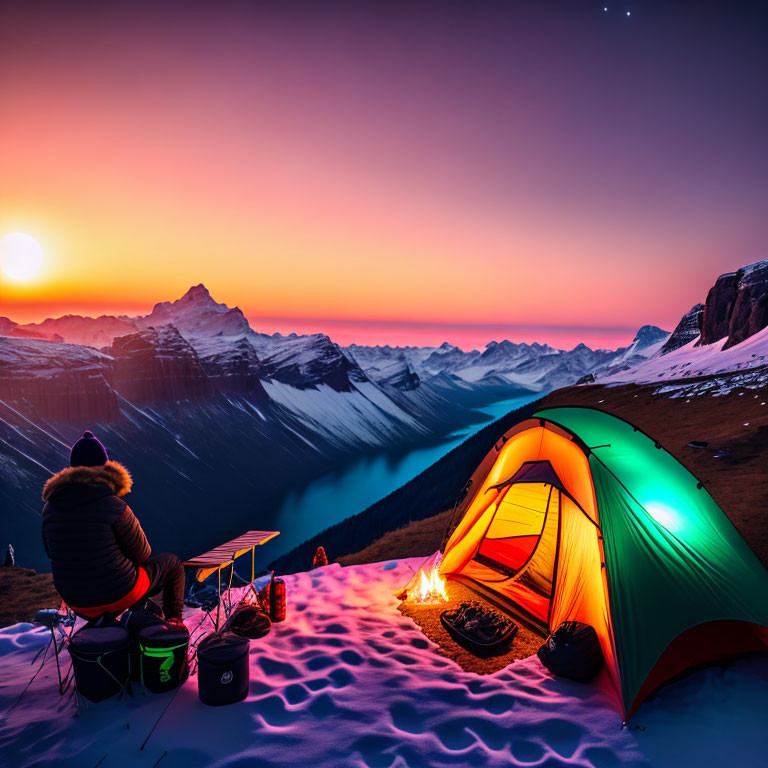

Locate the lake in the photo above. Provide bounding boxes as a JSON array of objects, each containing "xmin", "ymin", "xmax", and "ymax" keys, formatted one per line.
[{"xmin": 261, "ymin": 392, "xmax": 541, "ymax": 567}]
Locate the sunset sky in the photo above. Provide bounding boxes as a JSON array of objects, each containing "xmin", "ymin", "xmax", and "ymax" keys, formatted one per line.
[{"xmin": 1, "ymin": 0, "xmax": 766, "ymax": 349}]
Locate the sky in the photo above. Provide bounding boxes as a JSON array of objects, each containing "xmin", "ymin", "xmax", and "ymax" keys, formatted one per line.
[{"xmin": 0, "ymin": 0, "xmax": 766, "ymax": 350}]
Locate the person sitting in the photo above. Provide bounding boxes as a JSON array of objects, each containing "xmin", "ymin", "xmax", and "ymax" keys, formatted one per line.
[{"xmin": 41, "ymin": 430, "xmax": 186, "ymax": 627}]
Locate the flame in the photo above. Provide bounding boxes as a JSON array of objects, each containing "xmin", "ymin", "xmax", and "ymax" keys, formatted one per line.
[{"xmin": 416, "ymin": 565, "xmax": 447, "ymax": 603}]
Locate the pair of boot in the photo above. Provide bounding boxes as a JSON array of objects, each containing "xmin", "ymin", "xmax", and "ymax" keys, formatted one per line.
[{"xmin": 138, "ymin": 597, "xmax": 186, "ymax": 631}]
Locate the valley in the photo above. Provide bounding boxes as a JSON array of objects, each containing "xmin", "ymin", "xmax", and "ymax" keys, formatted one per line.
[{"xmin": 0, "ymin": 284, "xmax": 663, "ymax": 571}]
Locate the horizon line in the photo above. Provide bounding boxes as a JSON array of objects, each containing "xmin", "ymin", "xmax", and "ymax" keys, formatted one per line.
[
  {"xmin": 4, "ymin": 303, "xmax": 645, "ymax": 337},
  {"xmin": 1, "ymin": 298, "xmax": 656, "ymax": 351}
]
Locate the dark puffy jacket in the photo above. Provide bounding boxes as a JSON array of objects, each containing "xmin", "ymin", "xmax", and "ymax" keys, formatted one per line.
[{"xmin": 41, "ymin": 461, "xmax": 151, "ymax": 608}]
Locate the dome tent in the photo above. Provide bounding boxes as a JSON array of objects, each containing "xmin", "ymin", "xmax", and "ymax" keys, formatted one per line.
[{"xmin": 439, "ymin": 406, "xmax": 768, "ymax": 720}]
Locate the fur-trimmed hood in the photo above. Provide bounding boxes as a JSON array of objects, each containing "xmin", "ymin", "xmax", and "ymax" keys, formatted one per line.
[{"xmin": 42, "ymin": 461, "xmax": 133, "ymax": 502}]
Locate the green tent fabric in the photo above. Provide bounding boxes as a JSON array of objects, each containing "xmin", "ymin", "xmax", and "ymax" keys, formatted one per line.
[{"xmin": 534, "ymin": 406, "xmax": 768, "ymax": 717}]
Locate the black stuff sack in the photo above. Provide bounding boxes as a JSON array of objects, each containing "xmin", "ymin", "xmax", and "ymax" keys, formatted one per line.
[
  {"xmin": 137, "ymin": 624, "xmax": 189, "ymax": 693},
  {"xmin": 69, "ymin": 626, "xmax": 131, "ymax": 702},
  {"xmin": 537, "ymin": 621, "xmax": 605, "ymax": 683},
  {"xmin": 197, "ymin": 631, "xmax": 250, "ymax": 706},
  {"xmin": 224, "ymin": 604, "xmax": 271, "ymax": 640}
]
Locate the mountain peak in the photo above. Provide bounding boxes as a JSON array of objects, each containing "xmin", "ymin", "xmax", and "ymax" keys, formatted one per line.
[
  {"xmin": 179, "ymin": 283, "xmax": 215, "ymax": 305},
  {"xmin": 144, "ymin": 283, "xmax": 251, "ymax": 338},
  {"xmin": 632, "ymin": 325, "xmax": 669, "ymax": 347}
]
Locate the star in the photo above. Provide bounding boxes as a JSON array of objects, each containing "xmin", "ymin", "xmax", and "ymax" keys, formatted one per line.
[{"xmin": 626, "ymin": 10, "xmax": 631, "ymax": 16}]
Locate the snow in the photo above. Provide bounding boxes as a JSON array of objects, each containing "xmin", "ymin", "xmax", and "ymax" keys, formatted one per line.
[
  {"xmin": 597, "ymin": 323, "xmax": 768, "ymax": 394},
  {"xmin": 262, "ymin": 380, "xmax": 425, "ymax": 448},
  {"xmin": 0, "ymin": 336, "xmax": 112, "ymax": 377},
  {"xmin": 2, "ymin": 559, "xmax": 767, "ymax": 768},
  {"xmin": 345, "ymin": 350, "xmax": 419, "ymax": 391},
  {"xmin": 352, "ymin": 381, "xmax": 422, "ymax": 425}
]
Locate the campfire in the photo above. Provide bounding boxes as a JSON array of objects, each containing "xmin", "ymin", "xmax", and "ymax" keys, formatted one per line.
[
  {"xmin": 417, "ymin": 565, "xmax": 448, "ymax": 603},
  {"xmin": 396, "ymin": 550, "xmax": 448, "ymax": 604}
]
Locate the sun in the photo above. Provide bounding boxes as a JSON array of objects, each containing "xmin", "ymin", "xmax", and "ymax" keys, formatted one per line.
[{"xmin": 0, "ymin": 232, "xmax": 44, "ymax": 281}]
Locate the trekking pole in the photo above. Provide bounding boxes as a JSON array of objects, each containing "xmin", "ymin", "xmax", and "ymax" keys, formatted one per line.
[
  {"xmin": 50, "ymin": 625, "xmax": 64, "ymax": 695},
  {"xmin": 440, "ymin": 480, "xmax": 472, "ymax": 551}
]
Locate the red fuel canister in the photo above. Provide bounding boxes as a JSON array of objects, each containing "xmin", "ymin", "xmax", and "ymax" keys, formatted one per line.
[{"xmin": 259, "ymin": 572, "xmax": 287, "ymax": 622}]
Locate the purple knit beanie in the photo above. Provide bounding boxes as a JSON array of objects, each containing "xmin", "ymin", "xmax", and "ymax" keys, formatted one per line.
[{"xmin": 69, "ymin": 430, "xmax": 109, "ymax": 468}]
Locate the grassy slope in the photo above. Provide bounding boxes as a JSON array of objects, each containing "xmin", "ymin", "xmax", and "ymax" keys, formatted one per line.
[{"xmin": 0, "ymin": 567, "xmax": 59, "ymax": 627}]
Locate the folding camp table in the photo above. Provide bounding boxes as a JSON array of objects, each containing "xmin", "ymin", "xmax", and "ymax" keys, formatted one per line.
[{"xmin": 184, "ymin": 530, "xmax": 279, "ymax": 629}]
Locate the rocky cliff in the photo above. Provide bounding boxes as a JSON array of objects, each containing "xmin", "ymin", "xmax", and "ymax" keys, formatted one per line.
[
  {"xmin": 660, "ymin": 304, "xmax": 704, "ymax": 354},
  {"xmin": 0, "ymin": 337, "xmax": 119, "ymax": 421},
  {"xmin": 700, "ymin": 261, "xmax": 768, "ymax": 349},
  {"xmin": 109, "ymin": 326, "xmax": 214, "ymax": 403},
  {"xmin": 192, "ymin": 335, "xmax": 269, "ymax": 402}
]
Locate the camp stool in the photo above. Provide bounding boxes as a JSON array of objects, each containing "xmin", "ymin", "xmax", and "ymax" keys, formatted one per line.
[
  {"xmin": 30, "ymin": 607, "xmax": 77, "ymax": 695},
  {"xmin": 137, "ymin": 624, "xmax": 190, "ymax": 694},
  {"xmin": 184, "ymin": 530, "xmax": 279, "ymax": 630},
  {"xmin": 68, "ymin": 626, "xmax": 132, "ymax": 704}
]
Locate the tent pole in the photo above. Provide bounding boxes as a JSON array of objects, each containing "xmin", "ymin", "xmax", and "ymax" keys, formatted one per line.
[{"xmin": 216, "ymin": 568, "xmax": 221, "ymax": 631}]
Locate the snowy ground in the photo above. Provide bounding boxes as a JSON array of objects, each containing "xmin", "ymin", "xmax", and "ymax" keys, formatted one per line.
[{"xmin": 1, "ymin": 559, "xmax": 767, "ymax": 768}]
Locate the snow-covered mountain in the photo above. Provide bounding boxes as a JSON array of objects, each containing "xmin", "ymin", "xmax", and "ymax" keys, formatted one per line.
[
  {"xmin": 346, "ymin": 325, "xmax": 669, "ymax": 396},
  {"xmin": 595, "ymin": 260, "xmax": 768, "ymax": 397},
  {"xmin": 139, "ymin": 283, "xmax": 251, "ymax": 338},
  {"xmin": 4, "ymin": 284, "xmax": 667, "ymax": 403},
  {"xmin": 12, "ymin": 314, "xmax": 139, "ymax": 347},
  {"xmin": 3, "ymin": 284, "xmax": 667, "ymax": 429}
]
